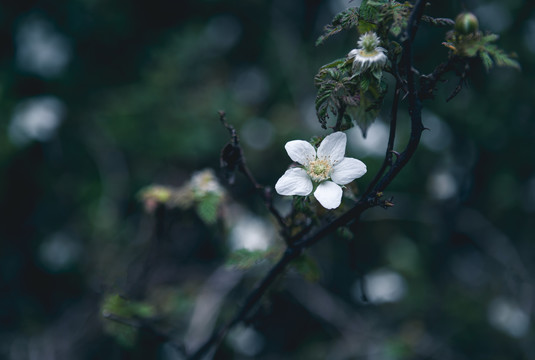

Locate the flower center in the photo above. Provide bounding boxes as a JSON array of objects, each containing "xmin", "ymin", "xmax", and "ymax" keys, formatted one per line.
[
  {"xmin": 358, "ymin": 32, "xmax": 381, "ymax": 53},
  {"xmin": 307, "ymin": 158, "xmax": 332, "ymax": 182},
  {"xmin": 359, "ymin": 49, "xmax": 379, "ymax": 58}
]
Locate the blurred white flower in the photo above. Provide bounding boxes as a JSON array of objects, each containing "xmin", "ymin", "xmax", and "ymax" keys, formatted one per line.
[
  {"xmin": 348, "ymin": 32, "xmax": 387, "ymax": 74},
  {"xmin": 227, "ymin": 325, "xmax": 264, "ymax": 356},
  {"xmin": 229, "ymin": 213, "xmax": 273, "ymax": 251},
  {"xmin": 352, "ymin": 268, "xmax": 407, "ymax": 304},
  {"xmin": 8, "ymin": 96, "xmax": 65, "ymax": 146},
  {"xmin": 16, "ymin": 17, "xmax": 71, "ymax": 77},
  {"xmin": 39, "ymin": 232, "xmax": 81, "ymax": 272},
  {"xmin": 190, "ymin": 169, "xmax": 223, "ymax": 196},
  {"xmin": 275, "ymin": 132, "xmax": 366, "ymax": 209},
  {"xmin": 488, "ymin": 298, "xmax": 530, "ymax": 338}
]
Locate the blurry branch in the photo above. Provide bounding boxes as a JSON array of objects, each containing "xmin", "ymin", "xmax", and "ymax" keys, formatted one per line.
[
  {"xmin": 218, "ymin": 111, "xmax": 288, "ymax": 237},
  {"xmin": 184, "ymin": 266, "xmax": 244, "ymax": 354},
  {"xmin": 188, "ymin": 1, "xmax": 429, "ymax": 358},
  {"xmin": 103, "ymin": 312, "xmax": 186, "ymax": 356}
]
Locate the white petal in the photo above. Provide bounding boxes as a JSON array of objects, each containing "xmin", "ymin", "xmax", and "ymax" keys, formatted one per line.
[
  {"xmin": 317, "ymin": 132, "xmax": 346, "ymax": 164},
  {"xmin": 285, "ymin": 140, "xmax": 316, "ymax": 165},
  {"xmin": 347, "ymin": 49, "xmax": 358, "ymax": 58},
  {"xmin": 275, "ymin": 168, "xmax": 313, "ymax": 196},
  {"xmin": 314, "ymin": 181, "xmax": 343, "ymax": 209},
  {"xmin": 331, "ymin": 157, "xmax": 367, "ymax": 185}
]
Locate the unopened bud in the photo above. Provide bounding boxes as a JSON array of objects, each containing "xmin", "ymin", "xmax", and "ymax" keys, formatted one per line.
[{"xmin": 455, "ymin": 12, "xmax": 479, "ymax": 35}]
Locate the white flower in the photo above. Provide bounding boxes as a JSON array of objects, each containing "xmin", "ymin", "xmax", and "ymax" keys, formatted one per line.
[
  {"xmin": 348, "ymin": 32, "xmax": 387, "ymax": 74},
  {"xmin": 275, "ymin": 132, "xmax": 367, "ymax": 209},
  {"xmin": 191, "ymin": 168, "xmax": 223, "ymax": 196}
]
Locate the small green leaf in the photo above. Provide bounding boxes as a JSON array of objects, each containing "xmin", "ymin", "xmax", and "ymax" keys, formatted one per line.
[
  {"xmin": 101, "ymin": 294, "xmax": 156, "ymax": 348},
  {"xmin": 371, "ymin": 68, "xmax": 383, "ymax": 81},
  {"xmin": 195, "ymin": 192, "xmax": 222, "ymax": 225},
  {"xmin": 226, "ymin": 249, "xmax": 275, "ymax": 270},
  {"xmin": 316, "ymin": 7, "xmax": 360, "ymax": 46},
  {"xmin": 390, "ymin": 25, "xmax": 402, "ymax": 36},
  {"xmin": 358, "ymin": 19, "xmax": 377, "ymax": 34},
  {"xmin": 480, "ymin": 51, "xmax": 493, "ymax": 71},
  {"xmin": 292, "ymin": 254, "xmax": 321, "ymax": 282},
  {"xmin": 360, "ymin": 76, "xmax": 370, "ymax": 93},
  {"xmin": 346, "ymin": 80, "xmax": 387, "ymax": 137}
]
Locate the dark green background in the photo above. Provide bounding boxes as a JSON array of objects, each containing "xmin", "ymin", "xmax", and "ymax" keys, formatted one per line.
[{"xmin": 1, "ymin": 0, "xmax": 534, "ymax": 359}]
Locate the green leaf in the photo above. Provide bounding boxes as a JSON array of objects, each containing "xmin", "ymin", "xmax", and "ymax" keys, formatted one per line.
[
  {"xmin": 101, "ymin": 294, "xmax": 157, "ymax": 348},
  {"xmin": 450, "ymin": 31, "xmax": 520, "ymax": 71},
  {"xmin": 360, "ymin": 0, "xmax": 386, "ymax": 22},
  {"xmin": 371, "ymin": 68, "xmax": 383, "ymax": 81},
  {"xmin": 346, "ymin": 80, "xmax": 387, "ymax": 137},
  {"xmin": 390, "ymin": 25, "xmax": 402, "ymax": 36},
  {"xmin": 316, "ymin": 7, "xmax": 360, "ymax": 46},
  {"xmin": 195, "ymin": 192, "xmax": 222, "ymax": 224},
  {"xmin": 480, "ymin": 51, "xmax": 493, "ymax": 71},
  {"xmin": 360, "ymin": 76, "xmax": 370, "ymax": 93},
  {"xmin": 358, "ymin": 19, "xmax": 377, "ymax": 34},
  {"xmin": 226, "ymin": 249, "xmax": 277, "ymax": 270},
  {"xmin": 292, "ymin": 253, "xmax": 321, "ymax": 282}
]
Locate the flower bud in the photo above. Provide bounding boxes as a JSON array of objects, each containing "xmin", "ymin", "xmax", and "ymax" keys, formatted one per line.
[{"xmin": 455, "ymin": 12, "xmax": 479, "ymax": 35}]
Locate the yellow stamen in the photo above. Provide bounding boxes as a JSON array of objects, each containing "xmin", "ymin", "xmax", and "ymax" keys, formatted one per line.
[{"xmin": 307, "ymin": 159, "xmax": 332, "ymax": 182}]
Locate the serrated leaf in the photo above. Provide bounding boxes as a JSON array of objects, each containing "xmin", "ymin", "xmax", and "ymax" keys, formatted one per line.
[
  {"xmin": 390, "ymin": 25, "xmax": 402, "ymax": 36},
  {"xmin": 195, "ymin": 192, "xmax": 222, "ymax": 225},
  {"xmin": 481, "ymin": 33, "xmax": 499, "ymax": 42},
  {"xmin": 292, "ymin": 254, "xmax": 321, "ymax": 282},
  {"xmin": 452, "ymin": 31, "xmax": 520, "ymax": 71},
  {"xmin": 372, "ymin": 68, "xmax": 383, "ymax": 81},
  {"xmin": 480, "ymin": 51, "xmax": 493, "ymax": 71},
  {"xmin": 360, "ymin": 76, "xmax": 370, "ymax": 93},
  {"xmin": 421, "ymin": 15, "xmax": 454, "ymax": 27},
  {"xmin": 316, "ymin": 7, "xmax": 360, "ymax": 46},
  {"xmin": 358, "ymin": 19, "xmax": 377, "ymax": 34},
  {"xmin": 346, "ymin": 80, "xmax": 387, "ymax": 137},
  {"xmin": 360, "ymin": 0, "xmax": 386, "ymax": 22},
  {"xmin": 226, "ymin": 249, "xmax": 273, "ymax": 270}
]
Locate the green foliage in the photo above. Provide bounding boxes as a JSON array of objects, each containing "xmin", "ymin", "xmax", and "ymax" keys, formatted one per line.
[
  {"xmin": 445, "ymin": 32, "xmax": 520, "ymax": 71},
  {"xmin": 194, "ymin": 192, "xmax": 223, "ymax": 225},
  {"xmin": 292, "ymin": 253, "xmax": 321, "ymax": 282},
  {"xmin": 314, "ymin": 51, "xmax": 387, "ymax": 135},
  {"xmin": 101, "ymin": 294, "xmax": 156, "ymax": 348},
  {"xmin": 314, "ymin": 58, "xmax": 359, "ymax": 129},
  {"xmin": 316, "ymin": 7, "xmax": 360, "ymax": 46},
  {"xmin": 347, "ymin": 81, "xmax": 387, "ymax": 137},
  {"xmin": 359, "ymin": 0, "xmax": 386, "ymax": 33},
  {"xmin": 226, "ymin": 248, "xmax": 280, "ymax": 270},
  {"xmin": 370, "ymin": 0, "xmax": 412, "ymax": 37}
]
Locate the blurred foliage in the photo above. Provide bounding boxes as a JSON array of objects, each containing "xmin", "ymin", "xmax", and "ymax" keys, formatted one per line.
[{"xmin": 0, "ymin": 0, "xmax": 534, "ymax": 359}]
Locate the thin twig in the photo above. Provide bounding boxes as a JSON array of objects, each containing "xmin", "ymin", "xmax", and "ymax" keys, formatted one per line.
[
  {"xmin": 419, "ymin": 56, "xmax": 457, "ymax": 100},
  {"xmin": 363, "ymin": 82, "xmax": 401, "ymax": 195},
  {"xmin": 218, "ymin": 111, "xmax": 287, "ymax": 233}
]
